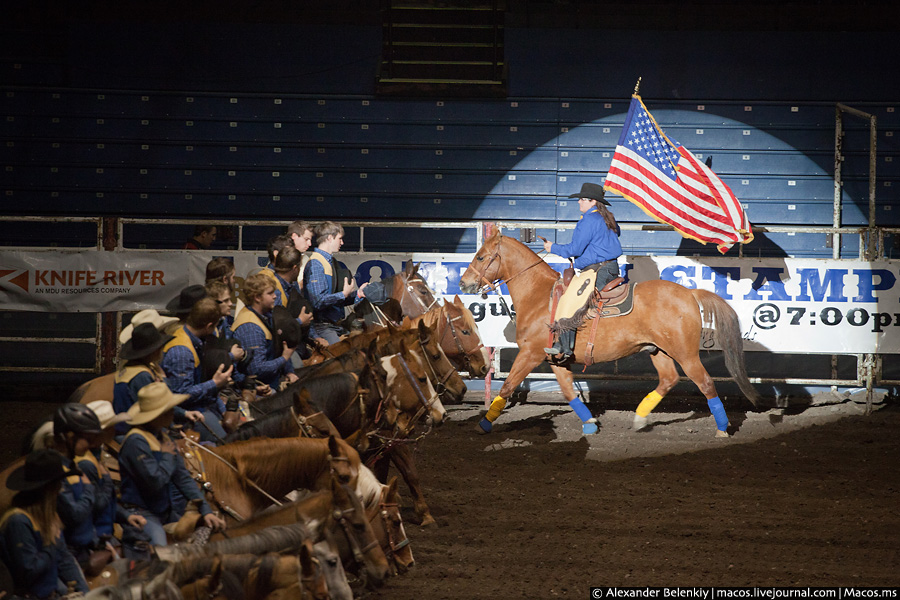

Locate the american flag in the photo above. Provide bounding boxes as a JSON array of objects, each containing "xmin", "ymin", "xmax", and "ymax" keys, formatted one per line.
[{"xmin": 604, "ymin": 96, "xmax": 753, "ymax": 253}]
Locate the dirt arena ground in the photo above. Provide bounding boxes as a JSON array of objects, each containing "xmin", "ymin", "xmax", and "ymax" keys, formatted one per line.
[{"xmin": 4, "ymin": 388, "xmax": 899, "ymax": 598}]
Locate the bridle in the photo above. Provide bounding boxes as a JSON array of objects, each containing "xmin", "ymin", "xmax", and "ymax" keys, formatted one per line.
[
  {"xmin": 399, "ymin": 273, "xmax": 439, "ymax": 315},
  {"xmin": 368, "ymin": 485, "xmax": 410, "ymax": 572},
  {"xmin": 467, "ymin": 235, "xmax": 545, "ymax": 297},
  {"xmin": 332, "ymin": 483, "xmax": 381, "ymax": 586},
  {"xmin": 434, "ymin": 304, "xmax": 485, "ymax": 374},
  {"xmin": 414, "ymin": 335, "xmax": 455, "ymax": 399}
]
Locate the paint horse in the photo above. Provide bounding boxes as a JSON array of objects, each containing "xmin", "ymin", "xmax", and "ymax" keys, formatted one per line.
[{"xmin": 459, "ymin": 231, "xmax": 760, "ymax": 436}]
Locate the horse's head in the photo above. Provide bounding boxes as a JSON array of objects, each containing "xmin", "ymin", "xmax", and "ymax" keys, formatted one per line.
[
  {"xmin": 412, "ymin": 320, "xmax": 467, "ymax": 404},
  {"xmin": 327, "ymin": 435, "xmax": 360, "ymax": 489},
  {"xmin": 436, "ymin": 296, "xmax": 490, "ymax": 377},
  {"xmin": 314, "ymin": 533, "xmax": 354, "ymax": 600},
  {"xmin": 330, "ymin": 478, "xmax": 391, "ymax": 588},
  {"xmin": 459, "ymin": 230, "xmax": 503, "ymax": 294},
  {"xmin": 379, "ymin": 345, "xmax": 446, "ymax": 434},
  {"xmin": 299, "ymin": 539, "xmax": 332, "ymax": 600},
  {"xmin": 393, "ymin": 261, "xmax": 438, "ymax": 318},
  {"xmin": 381, "ymin": 476, "xmax": 414, "ymax": 574}
]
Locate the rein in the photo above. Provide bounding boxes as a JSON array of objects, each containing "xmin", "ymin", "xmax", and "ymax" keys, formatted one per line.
[
  {"xmin": 470, "ymin": 235, "xmax": 544, "ymax": 322},
  {"xmin": 181, "ymin": 436, "xmax": 285, "ymax": 512},
  {"xmin": 400, "ymin": 274, "xmax": 438, "ymax": 315}
]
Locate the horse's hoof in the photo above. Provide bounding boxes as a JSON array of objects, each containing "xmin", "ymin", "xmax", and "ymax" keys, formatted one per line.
[
  {"xmin": 420, "ymin": 514, "xmax": 437, "ymax": 527},
  {"xmin": 715, "ymin": 429, "xmax": 730, "ymax": 438},
  {"xmin": 477, "ymin": 418, "xmax": 493, "ymax": 434},
  {"xmin": 582, "ymin": 422, "xmax": 599, "ymax": 435},
  {"xmin": 633, "ymin": 415, "xmax": 649, "ymax": 431}
]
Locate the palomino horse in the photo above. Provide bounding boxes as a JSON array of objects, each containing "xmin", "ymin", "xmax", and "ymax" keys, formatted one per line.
[
  {"xmin": 459, "ymin": 232, "xmax": 760, "ymax": 436},
  {"xmin": 174, "ymin": 551, "xmax": 323, "ymax": 600},
  {"xmin": 404, "ymin": 294, "xmax": 491, "ymax": 377}
]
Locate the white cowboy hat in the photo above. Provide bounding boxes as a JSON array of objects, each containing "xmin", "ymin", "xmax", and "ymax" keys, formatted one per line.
[
  {"xmin": 120, "ymin": 309, "xmax": 180, "ymax": 344},
  {"xmin": 127, "ymin": 382, "xmax": 189, "ymax": 425},
  {"xmin": 86, "ymin": 400, "xmax": 132, "ymax": 430}
]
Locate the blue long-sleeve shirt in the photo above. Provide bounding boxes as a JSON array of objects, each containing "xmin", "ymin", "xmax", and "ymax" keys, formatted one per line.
[
  {"xmin": 303, "ymin": 249, "xmax": 351, "ymax": 325},
  {"xmin": 161, "ymin": 326, "xmax": 218, "ymax": 411},
  {"xmin": 550, "ymin": 207, "xmax": 622, "ymax": 270},
  {"xmin": 118, "ymin": 428, "xmax": 212, "ymax": 522},
  {"xmin": 57, "ymin": 459, "xmax": 97, "ymax": 550},
  {"xmin": 0, "ymin": 509, "xmax": 89, "ymax": 598},
  {"xmin": 233, "ymin": 310, "xmax": 294, "ymax": 387}
]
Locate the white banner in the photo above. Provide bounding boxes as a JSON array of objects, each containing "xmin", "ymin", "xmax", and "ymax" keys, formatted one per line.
[{"xmin": 3, "ymin": 250, "xmax": 900, "ymax": 354}]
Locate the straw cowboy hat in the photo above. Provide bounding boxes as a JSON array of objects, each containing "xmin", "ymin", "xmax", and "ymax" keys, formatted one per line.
[
  {"xmin": 127, "ymin": 382, "xmax": 189, "ymax": 425},
  {"xmin": 120, "ymin": 309, "xmax": 180, "ymax": 344},
  {"xmin": 86, "ymin": 400, "xmax": 132, "ymax": 430},
  {"xmin": 568, "ymin": 182, "xmax": 611, "ymax": 206},
  {"xmin": 166, "ymin": 285, "xmax": 207, "ymax": 315},
  {"xmin": 120, "ymin": 323, "xmax": 175, "ymax": 361},
  {"xmin": 6, "ymin": 449, "xmax": 70, "ymax": 492}
]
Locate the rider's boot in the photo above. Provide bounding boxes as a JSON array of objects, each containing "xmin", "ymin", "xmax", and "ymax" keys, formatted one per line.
[
  {"xmin": 478, "ymin": 395, "xmax": 507, "ymax": 433},
  {"xmin": 544, "ymin": 328, "xmax": 575, "ymax": 361},
  {"xmin": 568, "ymin": 397, "xmax": 598, "ymax": 434}
]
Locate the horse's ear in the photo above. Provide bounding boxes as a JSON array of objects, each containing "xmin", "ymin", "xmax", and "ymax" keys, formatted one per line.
[
  {"xmin": 327, "ymin": 434, "xmax": 341, "ymax": 457},
  {"xmin": 299, "ymin": 539, "xmax": 316, "ymax": 578},
  {"xmin": 413, "ymin": 262, "xmax": 421, "ymax": 276},
  {"xmin": 453, "ymin": 294, "xmax": 463, "ymax": 306},
  {"xmin": 417, "ymin": 319, "xmax": 431, "ymax": 342},
  {"xmin": 404, "ymin": 260, "xmax": 414, "ymax": 276},
  {"xmin": 386, "ymin": 475, "xmax": 399, "ymax": 499}
]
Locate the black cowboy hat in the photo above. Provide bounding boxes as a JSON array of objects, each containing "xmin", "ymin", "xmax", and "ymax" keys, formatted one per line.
[
  {"xmin": 6, "ymin": 449, "xmax": 70, "ymax": 492},
  {"xmin": 120, "ymin": 322, "xmax": 174, "ymax": 361},
  {"xmin": 272, "ymin": 305, "xmax": 303, "ymax": 350},
  {"xmin": 165, "ymin": 284, "xmax": 207, "ymax": 315},
  {"xmin": 567, "ymin": 182, "xmax": 611, "ymax": 206}
]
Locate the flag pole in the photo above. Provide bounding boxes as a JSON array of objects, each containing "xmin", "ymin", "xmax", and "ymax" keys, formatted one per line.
[{"xmin": 633, "ymin": 77, "xmax": 642, "ymax": 96}]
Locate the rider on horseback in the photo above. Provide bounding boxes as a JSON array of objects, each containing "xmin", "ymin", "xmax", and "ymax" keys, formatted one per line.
[{"xmin": 542, "ymin": 182, "xmax": 622, "ymax": 361}]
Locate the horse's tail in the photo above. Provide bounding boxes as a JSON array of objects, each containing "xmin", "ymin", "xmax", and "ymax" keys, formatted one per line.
[{"xmin": 692, "ymin": 289, "xmax": 760, "ymax": 408}]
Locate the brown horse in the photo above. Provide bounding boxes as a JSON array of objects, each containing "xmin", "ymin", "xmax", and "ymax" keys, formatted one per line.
[
  {"xmin": 403, "ymin": 295, "xmax": 490, "ymax": 377},
  {"xmin": 459, "ymin": 231, "xmax": 760, "ymax": 436},
  {"xmin": 175, "ymin": 552, "xmax": 315, "ymax": 600},
  {"xmin": 67, "ymin": 371, "xmax": 115, "ymax": 405},
  {"xmin": 356, "ymin": 466, "xmax": 414, "ymax": 575},
  {"xmin": 195, "ymin": 436, "xmax": 360, "ymax": 522}
]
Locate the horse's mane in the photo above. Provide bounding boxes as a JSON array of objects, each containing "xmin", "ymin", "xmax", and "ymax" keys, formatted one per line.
[
  {"xmin": 246, "ymin": 371, "xmax": 360, "ymax": 418},
  {"xmin": 157, "ymin": 522, "xmax": 312, "ymax": 562},
  {"xmin": 356, "ymin": 465, "xmax": 384, "ymax": 508},
  {"xmin": 223, "ymin": 410, "xmax": 298, "ymax": 443},
  {"xmin": 209, "ymin": 437, "xmax": 337, "ymax": 500},
  {"xmin": 21, "ymin": 418, "xmax": 53, "ymax": 455},
  {"xmin": 223, "ymin": 490, "xmax": 331, "ymax": 539}
]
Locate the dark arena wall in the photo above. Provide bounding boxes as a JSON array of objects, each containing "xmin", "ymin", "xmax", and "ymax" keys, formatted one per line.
[{"xmin": 2, "ymin": 0, "xmax": 900, "ymax": 385}]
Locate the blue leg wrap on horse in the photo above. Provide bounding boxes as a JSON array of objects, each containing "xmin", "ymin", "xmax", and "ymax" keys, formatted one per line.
[
  {"xmin": 568, "ymin": 399, "xmax": 593, "ymax": 422},
  {"xmin": 478, "ymin": 418, "xmax": 493, "ymax": 433},
  {"xmin": 707, "ymin": 396, "xmax": 728, "ymax": 431}
]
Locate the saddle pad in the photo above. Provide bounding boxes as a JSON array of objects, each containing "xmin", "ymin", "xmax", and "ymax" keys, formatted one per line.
[{"xmin": 556, "ymin": 270, "xmax": 597, "ymax": 321}]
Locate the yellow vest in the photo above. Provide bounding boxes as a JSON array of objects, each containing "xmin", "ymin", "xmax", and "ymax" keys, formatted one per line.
[
  {"xmin": 233, "ymin": 306, "xmax": 272, "ymax": 341},
  {"xmin": 115, "ymin": 363, "xmax": 159, "ymax": 385},
  {"xmin": 0, "ymin": 507, "xmax": 38, "ymax": 532},
  {"xmin": 162, "ymin": 326, "xmax": 200, "ymax": 368},
  {"xmin": 124, "ymin": 427, "xmax": 163, "ymax": 452},
  {"xmin": 260, "ymin": 268, "xmax": 288, "ymax": 302},
  {"xmin": 310, "ymin": 252, "xmax": 334, "ymax": 277}
]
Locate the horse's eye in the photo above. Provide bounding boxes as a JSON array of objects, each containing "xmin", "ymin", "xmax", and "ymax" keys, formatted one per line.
[
  {"xmin": 476, "ymin": 255, "xmax": 484, "ymax": 261},
  {"xmin": 327, "ymin": 558, "xmax": 338, "ymax": 567},
  {"xmin": 432, "ymin": 354, "xmax": 441, "ymax": 361},
  {"xmin": 461, "ymin": 329, "xmax": 470, "ymax": 335}
]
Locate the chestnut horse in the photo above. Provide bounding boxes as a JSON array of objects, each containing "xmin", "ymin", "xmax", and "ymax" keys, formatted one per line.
[
  {"xmin": 403, "ymin": 295, "xmax": 490, "ymax": 377},
  {"xmin": 195, "ymin": 436, "xmax": 360, "ymax": 521},
  {"xmin": 459, "ymin": 232, "xmax": 760, "ymax": 437}
]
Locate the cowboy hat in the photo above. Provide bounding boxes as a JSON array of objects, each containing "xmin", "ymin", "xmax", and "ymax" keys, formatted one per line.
[
  {"xmin": 567, "ymin": 182, "xmax": 611, "ymax": 205},
  {"xmin": 6, "ymin": 449, "xmax": 69, "ymax": 492},
  {"xmin": 127, "ymin": 382, "xmax": 189, "ymax": 425},
  {"xmin": 165, "ymin": 284, "xmax": 207, "ymax": 315},
  {"xmin": 120, "ymin": 309, "xmax": 179, "ymax": 344},
  {"xmin": 86, "ymin": 400, "xmax": 132, "ymax": 430},
  {"xmin": 120, "ymin": 322, "xmax": 174, "ymax": 361}
]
